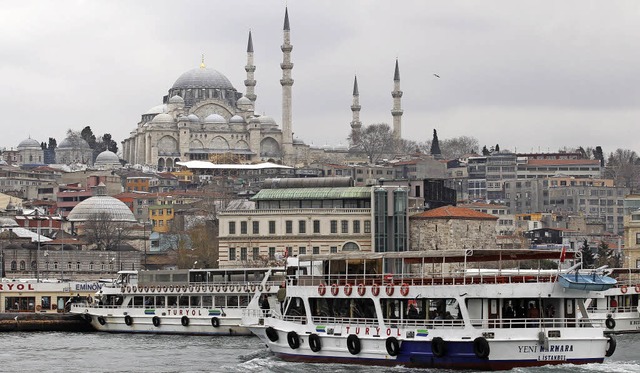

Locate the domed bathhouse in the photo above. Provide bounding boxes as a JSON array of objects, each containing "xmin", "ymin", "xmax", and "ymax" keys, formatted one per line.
[
  {"xmin": 93, "ymin": 150, "xmax": 121, "ymax": 170},
  {"xmin": 16, "ymin": 137, "xmax": 44, "ymax": 165},
  {"xmin": 56, "ymin": 136, "xmax": 93, "ymax": 166}
]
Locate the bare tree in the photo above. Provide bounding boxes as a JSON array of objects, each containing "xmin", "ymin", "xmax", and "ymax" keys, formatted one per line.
[
  {"xmin": 83, "ymin": 212, "xmax": 133, "ymax": 250},
  {"xmin": 348, "ymin": 123, "xmax": 394, "ymax": 163},
  {"xmin": 439, "ymin": 136, "xmax": 480, "ymax": 159},
  {"xmin": 605, "ymin": 148, "xmax": 640, "ymax": 190}
]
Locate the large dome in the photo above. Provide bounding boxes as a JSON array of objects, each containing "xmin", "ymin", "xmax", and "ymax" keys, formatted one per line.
[
  {"xmin": 17, "ymin": 138, "xmax": 40, "ymax": 150},
  {"xmin": 172, "ymin": 67, "xmax": 235, "ymax": 90},
  {"xmin": 68, "ymin": 195, "xmax": 136, "ymax": 222},
  {"xmin": 58, "ymin": 137, "xmax": 91, "ymax": 149},
  {"xmin": 94, "ymin": 150, "xmax": 120, "ymax": 167}
]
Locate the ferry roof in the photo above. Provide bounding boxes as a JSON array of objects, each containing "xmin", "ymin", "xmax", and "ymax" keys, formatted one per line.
[{"xmin": 297, "ymin": 249, "xmax": 575, "ymax": 264}]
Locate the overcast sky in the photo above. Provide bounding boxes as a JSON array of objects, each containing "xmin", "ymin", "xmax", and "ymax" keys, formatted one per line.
[{"xmin": 3, "ymin": 0, "xmax": 640, "ymax": 156}]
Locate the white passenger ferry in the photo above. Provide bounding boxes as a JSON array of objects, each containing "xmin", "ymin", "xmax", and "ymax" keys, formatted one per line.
[
  {"xmin": 71, "ymin": 267, "xmax": 284, "ymax": 335},
  {"xmin": 243, "ymin": 249, "xmax": 617, "ymax": 370},
  {"xmin": 586, "ymin": 268, "xmax": 640, "ymax": 334}
]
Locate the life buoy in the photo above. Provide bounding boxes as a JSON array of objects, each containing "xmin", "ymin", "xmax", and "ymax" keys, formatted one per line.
[
  {"xmin": 606, "ymin": 335, "xmax": 617, "ymax": 357},
  {"xmin": 431, "ymin": 337, "xmax": 447, "ymax": 357},
  {"xmin": 265, "ymin": 285, "xmax": 271, "ymax": 291},
  {"xmin": 385, "ymin": 284, "xmax": 394, "ymax": 296},
  {"xmin": 35, "ymin": 305, "xmax": 42, "ymax": 311},
  {"xmin": 208, "ymin": 286, "xmax": 214, "ymax": 292},
  {"xmin": 188, "ymin": 286, "xmax": 194, "ymax": 292},
  {"xmin": 215, "ymin": 285, "xmax": 220, "ymax": 292},
  {"xmin": 126, "ymin": 286, "xmax": 131, "ymax": 293},
  {"xmin": 182, "ymin": 285, "xmax": 188, "ymax": 292},
  {"xmin": 169, "ymin": 285, "xmax": 174, "ymax": 292},
  {"xmin": 211, "ymin": 317, "xmax": 220, "ymax": 328},
  {"xmin": 266, "ymin": 326, "xmax": 279, "ymax": 342},
  {"xmin": 309, "ymin": 333, "xmax": 322, "ymax": 352},
  {"xmin": 160, "ymin": 286, "xmax": 165, "ymax": 292},
  {"xmin": 473, "ymin": 337, "xmax": 490, "ymax": 359},
  {"xmin": 287, "ymin": 331, "xmax": 300, "ymax": 349},
  {"xmin": 52, "ymin": 304, "xmax": 57, "ymax": 310},
  {"xmin": 196, "ymin": 286, "xmax": 201, "ymax": 292},
  {"xmin": 318, "ymin": 283, "xmax": 326, "ymax": 296},
  {"xmin": 181, "ymin": 316, "xmax": 189, "ymax": 326},
  {"xmin": 257, "ymin": 285, "xmax": 263, "ymax": 292},
  {"xmin": 621, "ymin": 285, "xmax": 628, "ymax": 294},
  {"xmin": 250, "ymin": 285, "xmax": 256, "ymax": 292},
  {"xmin": 152, "ymin": 316, "xmax": 161, "ymax": 327},
  {"xmin": 344, "ymin": 284, "xmax": 353, "ymax": 296},
  {"xmin": 371, "ymin": 284, "xmax": 380, "ymax": 296},
  {"xmin": 222, "ymin": 285, "xmax": 228, "ymax": 292},
  {"xmin": 143, "ymin": 286, "xmax": 148, "ymax": 292},
  {"xmin": 635, "ymin": 284, "xmax": 640, "ymax": 293},
  {"xmin": 97, "ymin": 316, "xmax": 106, "ymax": 325},
  {"xmin": 386, "ymin": 337, "xmax": 399, "ymax": 356},
  {"xmin": 347, "ymin": 334, "xmax": 361, "ymax": 355},
  {"xmin": 150, "ymin": 287, "xmax": 156, "ymax": 293},
  {"xmin": 331, "ymin": 284, "xmax": 339, "ymax": 296},
  {"xmin": 243, "ymin": 285, "xmax": 249, "ymax": 292},
  {"xmin": 120, "ymin": 287, "xmax": 125, "ymax": 293},
  {"xmin": 606, "ymin": 316, "xmax": 616, "ymax": 330},
  {"xmin": 133, "ymin": 286, "xmax": 137, "ymax": 293},
  {"xmin": 124, "ymin": 315, "xmax": 133, "ymax": 326},
  {"xmin": 357, "ymin": 283, "xmax": 366, "ymax": 296},
  {"xmin": 400, "ymin": 283, "xmax": 409, "ymax": 296}
]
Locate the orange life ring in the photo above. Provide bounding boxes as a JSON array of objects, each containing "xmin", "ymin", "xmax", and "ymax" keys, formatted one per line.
[
  {"xmin": 621, "ymin": 285, "xmax": 628, "ymax": 294},
  {"xmin": 318, "ymin": 283, "xmax": 326, "ymax": 296},
  {"xmin": 400, "ymin": 283, "xmax": 409, "ymax": 296},
  {"xmin": 385, "ymin": 284, "xmax": 394, "ymax": 296},
  {"xmin": 635, "ymin": 284, "xmax": 640, "ymax": 293},
  {"xmin": 36, "ymin": 305, "xmax": 42, "ymax": 311},
  {"xmin": 344, "ymin": 284, "xmax": 353, "ymax": 296},
  {"xmin": 371, "ymin": 284, "xmax": 380, "ymax": 296},
  {"xmin": 52, "ymin": 304, "xmax": 57, "ymax": 310},
  {"xmin": 357, "ymin": 283, "xmax": 366, "ymax": 296},
  {"xmin": 331, "ymin": 283, "xmax": 339, "ymax": 296}
]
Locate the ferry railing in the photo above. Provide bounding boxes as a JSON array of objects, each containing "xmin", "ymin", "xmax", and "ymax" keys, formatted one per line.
[
  {"xmin": 468, "ymin": 317, "xmax": 603, "ymax": 329},
  {"xmin": 587, "ymin": 305, "xmax": 637, "ymax": 314}
]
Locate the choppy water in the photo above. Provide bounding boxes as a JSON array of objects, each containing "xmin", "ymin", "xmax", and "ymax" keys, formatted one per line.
[{"xmin": 0, "ymin": 332, "xmax": 638, "ymax": 373}]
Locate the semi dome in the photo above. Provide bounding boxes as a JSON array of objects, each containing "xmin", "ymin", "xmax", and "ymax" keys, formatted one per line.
[
  {"xmin": 145, "ymin": 104, "xmax": 167, "ymax": 115},
  {"xmin": 172, "ymin": 67, "xmax": 235, "ymax": 90},
  {"xmin": 152, "ymin": 113, "xmax": 175, "ymax": 124},
  {"xmin": 168, "ymin": 95, "xmax": 184, "ymax": 104},
  {"xmin": 187, "ymin": 114, "xmax": 200, "ymax": 122},
  {"xmin": 229, "ymin": 115, "xmax": 245, "ymax": 124},
  {"xmin": 204, "ymin": 114, "xmax": 226, "ymax": 124},
  {"xmin": 94, "ymin": 150, "xmax": 120, "ymax": 166},
  {"xmin": 258, "ymin": 115, "xmax": 277, "ymax": 127},
  {"xmin": 68, "ymin": 195, "xmax": 136, "ymax": 222},
  {"xmin": 17, "ymin": 138, "xmax": 40, "ymax": 150}
]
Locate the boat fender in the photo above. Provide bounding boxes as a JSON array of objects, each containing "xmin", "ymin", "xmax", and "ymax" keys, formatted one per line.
[
  {"xmin": 211, "ymin": 317, "xmax": 220, "ymax": 328},
  {"xmin": 97, "ymin": 316, "xmax": 106, "ymax": 325},
  {"xmin": 385, "ymin": 336, "xmax": 400, "ymax": 356},
  {"xmin": 606, "ymin": 335, "xmax": 617, "ymax": 357},
  {"xmin": 347, "ymin": 334, "xmax": 361, "ymax": 355},
  {"xmin": 371, "ymin": 284, "xmax": 380, "ymax": 296},
  {"xmin": 605, "ymin": 316, "xmax": 616, "ymax": 330},
  {"xmin": 431, "ymin": 337, "xmax": 447, "ymax": 357},
  {"xmin": 309, "ymin": 333, "xmax": 322, "ymax": 352},
  {"xmin": 636, "ymin": 284, "xmax": 640, "ymax": 293},
  {"xmin": 83, "ymin": 313, "xmax": 92, "ymax": 323},
  {"xmin": 287, "ymin": 331, "xmax": 300, "ymax": 349},
  {"xmin": 318, "ymin": 283, "xmax": 326, "ymax": 296},
  {"xmin": 344, "ymin": 283, "xmax": 353, "ymax": 296},
  {"xmin": 385, "ymin": 284, "xmax": 394, "ymax": 296},
  {"xmin": 357, "ymin": 283, "xmax": 366, "ymax": 296},
  {"xmin": 181, "ymin": 316, "xmax": 189, "ymax": 326},
  {"xmin": 473, "ymin": 337, "xmax": 490, "ymax": 359},
  {"xmin": 265, "ymin": 326, "xmax": 279, "ymax": 342},
  {"xmin": 124, "ymin": 315, "xmax": 133, "ymax": 326},
  {"xmin": 331, "ymin": 284, "xmax": 339, "ymax": 296},
  {"xmin": 400, "ymin": 283, "xmax": 409, "ymax": 296},
  {"xmin": 621, "ymin": 285, "xmax": 628, "ymax": 294},
  {"xmin": 152, "ymin": 316, "xmax": 161, "ymax": 327}
]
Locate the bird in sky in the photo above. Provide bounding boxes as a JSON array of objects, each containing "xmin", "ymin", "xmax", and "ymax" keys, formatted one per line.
[{"xmin": 433, "ymin": 74, "xmax": 440, "ymax": 78}]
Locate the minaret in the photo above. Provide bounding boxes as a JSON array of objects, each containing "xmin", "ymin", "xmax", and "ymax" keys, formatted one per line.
[
  {"xmin": 280, "ymin": 7, "xmax": 294, "ymax": 163},
  {"xmin": 350, "ymin": 75, "xmax": 362, "ymax": 131},
  {"xmin": 391, "ymin": 58, "xmax": 403, "ymax": 140},
  {"xmin": 244, "ymin": 31, "xmax": 257, "ymax": 104}
]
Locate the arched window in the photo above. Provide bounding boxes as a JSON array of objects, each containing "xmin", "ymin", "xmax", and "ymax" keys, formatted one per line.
[
  {"xmin": 89, "ymin": 262, "xmax": 94, "ymax": 271},
  {"xmin": 20, "ymin": 261, "xmax": 26, "ymax": 270},
  {"xmin": 11, "ymin": 261, "xmax": 17, "ymax": 271},
  {"xmin": 30, "ymin": 261, "xmax": 37, "ymax": 270},
  {"xmin": 342, "ymin": 242, "xmax": 360, "ymax": 252}
]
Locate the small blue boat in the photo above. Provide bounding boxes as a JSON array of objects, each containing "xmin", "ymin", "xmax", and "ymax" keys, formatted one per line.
[{"xmin": 558, "ymin": 271, "xmax": 617, "ymax": 291}]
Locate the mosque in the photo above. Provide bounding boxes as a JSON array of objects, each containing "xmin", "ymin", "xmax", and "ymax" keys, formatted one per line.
[{"xmin": 120, "ymin": 7, "xmax": 405, "ymax": 170}]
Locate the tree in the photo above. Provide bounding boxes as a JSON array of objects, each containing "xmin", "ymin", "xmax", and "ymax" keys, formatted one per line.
[
  {"xmin": 93, "ymin": 133, "xmax": 119, "ymax": 160},
  {"xmin": 481, "ymin": 145, "xmax": 491, "ymax": 156},
  {"xmin": 594, "ymin": 241, "xmax": 616, "ymax": 268},
  {"xmin": 83, "ymin": 212, "xmax": 133, "ymax": 250},
  {"xmin": 81, "ymin": 126, "xmax": 97, "ymax": 149},
  {"xmin": 439, "ymin": 136, "xmax": 480, "ymax": 159},
  {"xmin": 348, "ymin": 123, "xmax": 394, "ymax": 163},
  {"xmin": 604, "ymin": 148, "xmax": 640, "ymax": 190},
  {"xmin": 494, "ymin": 144, "xmax": 500, "ymax": 152},
  {"xmin": 430, "ymin": 129, "xmax": 442, "ymax": 158},
  {"xmin": 581, "ymin": 239, "xmax": 595, "ymax": 269},
  {"xmin": 593, "ymin": 146, "xmax": 605, "ymax": 167},
  {"xmin": 48, "ymin": 137, "xmax": 57, "ymax": 150}
]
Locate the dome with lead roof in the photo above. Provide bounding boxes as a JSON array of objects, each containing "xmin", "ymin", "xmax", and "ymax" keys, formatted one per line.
[
  {"xmin": 145, "ymin": 104, "xmax": 167, "ymax": 115},
  {"xmin": 237, "ymin": 97, "xmax": 251, "ymax": 106},
  {"xmin": 17, "ymin": 138, "xmax": 41, "ymax": 150},
  {"xmin": 204, "ymin": 114, "xmax": 226, "ymax": 124},
  {"xmin": 68, "ymin": 184, "xmax": 136, "ymax": 222},
  {"xmin": 168, "ymin": 95, "xmax": 184, "ymax": 104},
  {"xmin": 229, "ymin": 115, "xmax": 245, "ymax": 124},
  {"xmin": 58, "ymin": 137, "xmax": 91, "ymax": 149},
  {"xmin": 94, "ymin": 150, "xmax": 120, "ymax": 167},
  {"xmin": 187, "ymin": 114, "xmax": 200, "ymax": 122},
  {"xmin": 172, "ymin": 67, "xmax": 235, "ymax": 90},
  {"xmin": 152, "ymin": 113, "xmax": 175, "ymax": 124}
]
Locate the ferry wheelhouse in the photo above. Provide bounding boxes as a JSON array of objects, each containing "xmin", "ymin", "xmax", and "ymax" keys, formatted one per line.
[
  {"xmin": 585, "ymin": 268, "xmax": 640, "ymax": 334},
  {"xmin": 243, "ymin": 249, "xmax": 617, "ymax": 370},
  {"xmin": 71, "ymin": 266, "xmax": 284, "ymax": 335}
]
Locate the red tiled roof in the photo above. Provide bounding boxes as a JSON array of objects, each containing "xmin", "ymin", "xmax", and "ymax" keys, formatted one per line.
[{"xmin": 411, "ymin": 205, "xmax": 498, "ymax": 220}]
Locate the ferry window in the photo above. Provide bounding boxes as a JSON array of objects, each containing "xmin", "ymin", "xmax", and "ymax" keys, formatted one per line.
[
  {"xmin": 54, "ymin": 262, "xmax": 58, "ymax": 270},
  {"xmin": 214, "ymin": 296, "xmax": 226, "ymax": 307},
  {"xmin": 166, "ymin": 296, "xmax": 176, "ymax": 307},
  {"xmin": 41, "ymin": 296, "xmax": 51, "ymax": 310},
  {"xmin": 310, "ymin": 298, "xmax": 375, "ymax": 319},
  {"xmin": 133, "ymin": 296, "xmax": 144, "ymax": 307},
  {"xmin": 144, "ymin": 296, "xmax": 154, "ymax": 307},
  {"xmin": 179, "ymin": 296, "xmax": 189, "ymax": 307},
  {"xmin": 239, "ymin": 295, "xmax": 250, "ymax": 308},
  {"xmin": 285, "ymin": 297, "xmax": 306, "ymax": 317},
  {"xmin": 202, "ymin": 296, "xmax": 213, "ymax": 307},
  {"xmin": 190, "ymin": 296, "xmax": 201, "ymax": 307},
  {"xmin": 313, "ymin": 220, "xmax": 320, "ymax": 233},
  {"xmin": 227, "ymin": 296, "xmax": 239, "ymax": 307}
]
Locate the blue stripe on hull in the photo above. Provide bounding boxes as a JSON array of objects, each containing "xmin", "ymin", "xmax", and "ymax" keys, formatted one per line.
[{"xmin": 274, "ymin": 339, "xmax": 604, "ymax": 371}]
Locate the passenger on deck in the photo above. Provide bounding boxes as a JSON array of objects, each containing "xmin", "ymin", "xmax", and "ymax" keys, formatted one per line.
[
  {"xmin": 407, "ymin": 304, "xmax": 419, "ymax": 319},
  {"xmin": 527, "ymin": 303, "xmax": 540, "ymax": 327}
]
